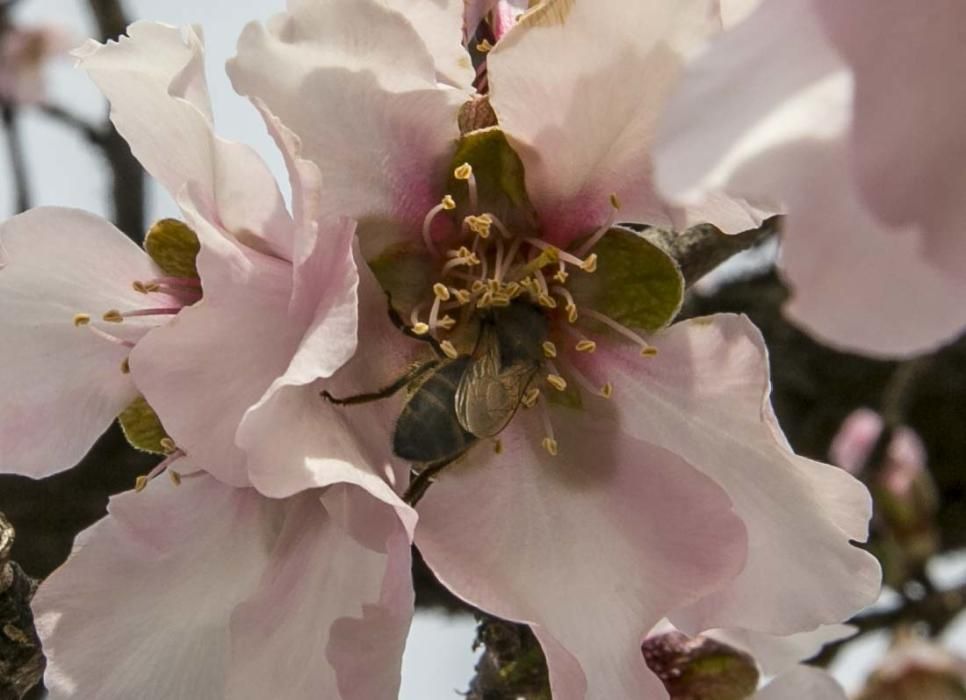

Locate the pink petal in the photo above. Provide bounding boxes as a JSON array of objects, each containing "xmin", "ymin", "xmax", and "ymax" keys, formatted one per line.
[
  {"xmin": 36, "ymin": 476, "xmax": 412, "ymax": 699},
  {"xmin": 35, "ymin": 476, "xmax": 281, "ymax": 698},
  {"xmin": 227, "ymin": 485, "xmax": 414, "ymax": 700},
  {"xmin": 654, "ymin": 0, "xmax": 966, "ymax": 357},
  {"xmin": 382, "ymin": 0, "xmax": 476, "ymax": 88},
  {"xmin": 0, "ymin": 208, "xmax": 162, "ymax": 477},
  {"xmin": 235, "ymin": 245, "xmax": 415, "ymax": 511},
  {"xmin": 228, "ymin": 0, "xmax": 463, "ymax": 248},
  {"xmin": 753, "ymin": 666, "xmax": 848, "ymax": 699},
  {"xmin": 75, "ymin": 22, "xmax": 294, "ymax": 258},
  {"xmin": 815, "ymin": 0, "xmax": 966, "ymax": 276},
  {"xmin": 487, "ymin": 0, "xmax": 764, "ymax": 248},
  {"xmin": 128, "ymin": 206, "xmax": 305, "ymax": 487},
  {"xmin": 416, "ymin": 409, "xmax": 747, "ymax": 699},
  {"xmin": 578, "ymin": 314, "xmax": 881, "ymax": 634}
]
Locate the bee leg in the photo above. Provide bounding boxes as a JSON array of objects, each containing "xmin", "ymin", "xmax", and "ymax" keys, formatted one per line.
[
  {"xmin": 384, "ymin": 292, "xmax": 446, "ymax": 358},
  {"xmin": 403, "ymin": 455, "xmax": 459, "ymax": 506},
  {"xmin": 321, "ymin": 360, "xmax": 440, "ymax": 406}
]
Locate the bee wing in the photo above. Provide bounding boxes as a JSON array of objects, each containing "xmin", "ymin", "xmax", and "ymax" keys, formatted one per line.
[{"xmin": 455, "ymin": 336, "xmax": 536, "ymax": 438}]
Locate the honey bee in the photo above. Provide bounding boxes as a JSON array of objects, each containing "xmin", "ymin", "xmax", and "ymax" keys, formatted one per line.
[{"xmin": 323, "ymin": 299, "xmax": 548, "ymax": 503}]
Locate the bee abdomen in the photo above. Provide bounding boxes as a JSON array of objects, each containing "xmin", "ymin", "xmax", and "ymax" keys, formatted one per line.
[{"xmin": 393, "ymin": 358, "xmax": 477, "ymax": 463}]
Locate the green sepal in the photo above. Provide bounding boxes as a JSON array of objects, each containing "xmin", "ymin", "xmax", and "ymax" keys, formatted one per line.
[
  {"xmin": 449, "ymin": 127, "xmax": 530, "ymax": 209},
  {"xmin": 144, "ymin": 218, "xmax": 201, "ymax": 278},
  {"xmin": 367, "ymin": 242, "xmax": 436, "ymax": 314},
  {"xmin": 568, "ymin": 226, "xmax": 684, "ymax": 333},
  {"xmin": 118, "ymin": 396, "xmax": 169, "ymax": 455}
]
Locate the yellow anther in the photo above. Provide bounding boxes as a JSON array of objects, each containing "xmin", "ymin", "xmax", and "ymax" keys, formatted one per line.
[
  {"xmin": 476, "ymin": 39, "xmax": 494, "ymax": 53},
  {"xmin": 132, "ymin": 280, "xmax": 160, "ymax": 294},
  {"xmin": 73, "ymin": 313, "xmax": 91, "ymax": 327},
  {"xmin": 537, "ymin": 293, "xmax": 557, "ymax": 309},
  {"xmin": 493, "ymin": 438, "xmax": 503, "ymax": 454},
  {"xmin": 120, "ymin": 358, "xmax": 131, "ymax": 374},
  {"xmin": 641, "ymin": 346, "xmax": 658, "ymax": 357},
  {"xmin": 490, "ymin": 293, "xmax": 511, "ymax": 307},
  {"xmin": 433, "ymin": 283, "xmax": 451, "ymax": 301},
  {"xmin": 102, "ymin": 309, "xmax": 124, "ymax": 323},
  {"xmin": 575, "ymin": 340, "xmax": 597, "ymax": 353},
  {"xmin": 566, "ymin": 303, "xmax": 578, "ymax": 324},
  {"xmin": 600, "ymin": 382, "xmax": 614, "ymax": 398},
  {"xmin": 580, "ymin": 254, "xmax": 598, "ymax": 273},
  {"xmin": 470, "ymin": 280, "xmax": 486, "ymax": 293},
  {"xmin": 505, "ymin": 282, "xmax": 523, "ymax": 297},
  {"xmin": 542, "ymin": 437, "xmax": 559, "ymax": 456},
  {"xmin": 169, "ymin": 470, "xmax": 182, "ymax": 486},
  {"xmin": 440, "ymin": 340, "xmax": 459, "ymax": 359},
  {"xmin": 546, "ymin": 374, "xmax": 567, "ymax": 391},
  {"xmin": 609, "ymin": 192, "xmax": 621, "ymax": 210},
  {"xmin": 134, "ymin": 476, "xmax": 149, "ymax": 493},
  {"xmin": 454, "ymin": 163, "xmax": 473, "ymax": 180},
  {"xmin": 159, "ymin": 437, "xmax": 177, "ymax": 454},
  {"xmin": 522, "ymin": 387, "xmax": 541, "ymax": 408},
  {"xmin": 454, "ymin": 289, "xmax": 472, "ymax": 305},
  {"xmin": 441, "ymin": 194, "xmax": 456, "ymax": 210},
  {"xmin": 542, "ymin": 341, "xmax": 557, "ymax": 359},
  {"xmin": 448, "ymin": 245, "xmax": 471, "ymax": 258},
  {"xmin": 466, "ymin": 214, "xmax": 493, "ymax": 238},
  {"xmin": 464, "ymin": 253, "xmax": 481, "ymax": 266},
  {"xmin": 411, "ymin": 322, "xmax": 431, "ymax": 336},
  {"xmin": 437, "ymin": 315, "xmax": 457, "ymax": 330},
  {"xmin": 553, "ymin": 269, "xmax": 569, "ymax": 284}
]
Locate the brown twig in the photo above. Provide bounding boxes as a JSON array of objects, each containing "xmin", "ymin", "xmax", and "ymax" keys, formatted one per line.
[
  {"xmin": 1, "ymin": 104, "xmax": 31, "ymax": 214},
  {"xmin": 0, "ymin": 513, "xmax": 44, "ymax": 699}
]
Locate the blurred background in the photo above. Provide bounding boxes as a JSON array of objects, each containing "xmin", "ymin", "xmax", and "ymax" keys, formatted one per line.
[{"xmin": 1, "ymin": 1, "xmax": 965, "ymax": 698}]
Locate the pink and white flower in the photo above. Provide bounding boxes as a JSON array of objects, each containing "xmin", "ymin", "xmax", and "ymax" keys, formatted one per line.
[
  {"xmin": 227, "ymin": 0, "xmax": 881, "ymax": 696},
  {"xmin": 653, "ymin": 0, "xmax": 966, "ymax": 358},
  {"xmin": 36, "ymin": 475, "xmax": 414, "ymax": 699}
]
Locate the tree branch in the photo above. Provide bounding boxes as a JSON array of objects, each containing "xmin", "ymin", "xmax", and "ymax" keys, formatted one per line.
[
  {"xmin": 1, "ymin": 104, "xmax": 31, "ymax": 214},
  {"xmin": 0, "ymin": 513, "xmax": 44, "ymax": 699}
]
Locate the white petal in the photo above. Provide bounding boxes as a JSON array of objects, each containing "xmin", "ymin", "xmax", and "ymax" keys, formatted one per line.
[
  {"xmin": 488, "ymin": 0, "xmax": 763, "ymax": 247},
  {"xmin": 381, "ymin": 0, "xmax": 476, "ymax": 88},
  {"xmin": 416, "ymin": 409, "xmax": 747, "ymax": 699},
  {"xmin": 0, "ymin": 208, "xmax": 160, "ymax": 476},
  {"xmin": 753, "ymin": 666, "xmax": 848, "ymax": 699}
]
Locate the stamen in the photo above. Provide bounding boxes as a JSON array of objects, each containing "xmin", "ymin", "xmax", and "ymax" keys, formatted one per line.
[
  {"xmin": 575, "ymin": 340, "xmax": 597, "ymax": 353},
  {"xmin": 493, "ymin": 235, "xmax": 505, "ymax": 281},
  {"xmin": 422, "ymin": 195, "xmax": 456, "ymax": 257},
  {"xmin": 441, "ymin": 253, "xmax": 480, "ymax": 277},
  {"xmin": 524, "ymin": 238, "xmax": 584, "ymax": 268},
  {"xmin": 135, "ymin": 448, "xmax": 185, "ymax": 493},
  {"xmin": 465, "ymin": 214, "xmax": 493, "ymax": 239},
  {"xmin": 557, "ymin": 355, "xmax": 612, "ymax": 400},
  {"xmin": 542, "ymin": 340, "xmax": 557, "ymax": 359},
  {"xmin": 440, "ymin": 340, "xmax": 459, "ymax": 359},
  {"xmin": 169, "ymin": 470, "xmax": 182, "ymax": 486},
  {"xmin": 551, "ymin": 285, "xmax": 578, "ymax": 323},
  {"xmin": 476, "ymin": 39, "xmax": 494, "ymax": 53},
  {"xmin": 411, "ymin": 322, "xmax": 430, "ymax": 336},
  {"xmin": 582, "ymin": 308, "xmax": 658, "ymax": 356},
  {"xmin": 453, "ymin": 289, "xmax": 472, "ymax": 305},
  {"xmin": 103, "ymin": 306, "xmax": 180, "ymax": 322},
  {"xmin": 84, "ymin": 324, "xmax": 135, "ymax": 349},
  {"xmin": 546, "ymin": 373, "xmax": 568, "ymax": 391},
  {"xmin": 437, "ymin": 315, "xmax": 457, "ymax": 330},
  {"xmin": 159, "ymin": 437, "xmax": 178, "ymax": 454},
  {"xmin": 601, "ymin": 382, "xmax": 614, "ymax": 398},
  {"xmin": 521, "ymin": 387, "xmax": 541, "ymax": 408},
  {"xmin": 454, "ymin": 163, "xmax": 478, "ymax": 212},
  {"xmin": 487, "ymin": 212, "xmax": 513, "ymax": 239},
  {"xmin": 580, "ymin": 254, "xmax": 598, "ymax": 273},
  {"xmin": 553, "ymin": 262, "xmax": 569, "ymax": 284},
  {"xmin": 539, "ymin": 397, "xmax": 558, "ymax": 456},
  {"xmin": 73, "ymin": 313, "xmax": 91, "ymax": 327},
  {"xmin": 513, "ymin": 246, "xmax": 559, "ymax": 280},
  {"xmin": 498, "ymin": 236, "xmax": 524, "ymax": 282},
  {"xmin": 575, "ymin": 193, "xmax": 621, "ymax": 258},
  {"xmin": 433, "ymin": 283, "xmax": 451, "ymax": 302},
  {"xmin": 493, "ymin": 438, "xmax": 502, "ymax": 454},
  {"xmin": 135, "ymin": 276, "xmax": 201, "ymax": 292},
  {"xmin": 120, "ymin": 357, "xmax": 131, "ymax": 374}
]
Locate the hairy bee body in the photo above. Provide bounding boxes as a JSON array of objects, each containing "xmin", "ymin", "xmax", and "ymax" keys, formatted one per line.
[
  {"xmin": 393, "ymin": 357, "xmax": 478, "ymax": 462},
  {"xmin": 392, "ymin": 301, "xmax": 549, "ymax": 465}
]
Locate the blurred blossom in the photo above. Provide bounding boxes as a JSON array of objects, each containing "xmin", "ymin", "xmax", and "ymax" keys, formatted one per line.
[
  {"xmin": 857, "ymin": 635, "xmax": 966, "ymax": 700},
  {"xmin": 830, "ymin": 409, "xmax": 938, "ymax": 584},
  {"xmin": 654, "ymin": 0, "xmax": 966, "ymax": 358},
  {"xmin": 0, "ymin": 23, "xmax": 72, "ymax": 104}
]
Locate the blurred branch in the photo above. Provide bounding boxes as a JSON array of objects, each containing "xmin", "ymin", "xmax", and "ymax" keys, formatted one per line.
[
  {"xmin": 85, "ymin": 0, "xmax": 145, "ymax": 241},
  {"xmin": 1, "ymin": 104, "xmax": 31, "ymax": 214},
  {"xmin": 0, "ymin": 513, "xmax": 44, "ymax": 699},
  {"xmin": 643, "ymin": 216, "xmax": 781, "ymax": 288},
  {"xmin": 37, "ymin": 103, "xmax": 105, "ymax": 145}
]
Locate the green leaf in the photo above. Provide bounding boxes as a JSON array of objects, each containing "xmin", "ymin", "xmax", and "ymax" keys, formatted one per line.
[
  {"xmin": 118, "ymin": 396, "xmax": 169, "ymax": 455},
  {"xmin": 144, "ymin": 218, "xmax": 200, "ymax": 278},
  {"xmin": 568, "ymin": 226, "xmax": 684, "ymax": 333},
  {"xmin": 449, "ymin": 127, "xmax": 530, "ymax": 209}
]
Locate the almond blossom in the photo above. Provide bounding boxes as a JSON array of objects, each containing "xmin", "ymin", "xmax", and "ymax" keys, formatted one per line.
[
  {"xmin": 226, "ymin": 0, "xmax": 881, "ymax": 696},
  {"xmin": 653, "ymin": 0, "xmax": 966, "ymax": 358}
]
